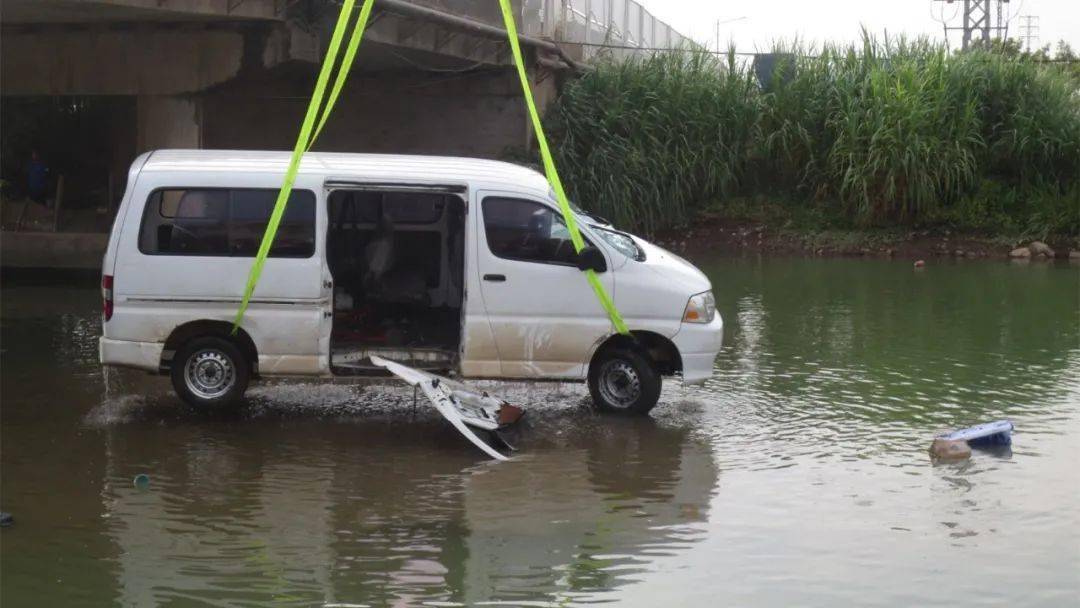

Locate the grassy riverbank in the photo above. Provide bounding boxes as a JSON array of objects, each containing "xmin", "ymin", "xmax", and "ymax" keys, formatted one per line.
[
  {"xmin": 650, "ymin": 195, "xmax": 1079, "ymax": 259},
  {"xmin": 544, "ymin": 35, "xmax": 1080, "ymax": 245}
]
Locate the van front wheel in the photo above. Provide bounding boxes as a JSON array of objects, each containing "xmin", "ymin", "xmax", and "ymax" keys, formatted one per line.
[
  {"xmin": 171, "ymin": 337, "xmax": 250, "ymax": 410},
  {"xmin": 588, "ymin": 348, "xmax": 661, "ymax": 415}
]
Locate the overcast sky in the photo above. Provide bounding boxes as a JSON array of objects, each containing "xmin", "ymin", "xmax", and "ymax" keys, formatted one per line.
[{"xmin": 638, "ymin": 0, "xmax": 1079, "ymax": 54}]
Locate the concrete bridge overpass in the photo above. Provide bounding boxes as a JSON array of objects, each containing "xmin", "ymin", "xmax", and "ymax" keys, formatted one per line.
[
  {"xmin": 0, "ymin": 0, "xmax": 685, "ymax": 266},
  {"xmin": 1, "ymin": 0, "xmax": 685, "ymax": 150}
]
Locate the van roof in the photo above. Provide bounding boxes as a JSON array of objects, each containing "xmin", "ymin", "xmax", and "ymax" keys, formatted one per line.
[{"xmin": 141, "ymin": 149, "xmax": 551, "ymax": 193}]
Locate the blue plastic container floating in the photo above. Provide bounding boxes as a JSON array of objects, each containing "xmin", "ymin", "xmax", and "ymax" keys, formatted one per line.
[{"xmin": 938, "ymin": 420, "xmax": 1014, "ymax": 447}]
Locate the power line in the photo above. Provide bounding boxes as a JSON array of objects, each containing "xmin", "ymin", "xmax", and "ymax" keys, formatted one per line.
[
  {"xmin": 575, "ymin": 40, "xmax": 785, "ymax": 57},
  {"xmin": 572, "ymin": 39, "xmax": 1078, "ymax": 63}
]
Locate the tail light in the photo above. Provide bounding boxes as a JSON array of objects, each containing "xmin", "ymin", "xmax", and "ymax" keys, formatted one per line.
[{"xmin": 102, "ymin": 274, "xmax": 114, "ymax": 321}]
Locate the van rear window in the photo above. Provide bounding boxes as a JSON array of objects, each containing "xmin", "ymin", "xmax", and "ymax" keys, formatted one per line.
[{"xmin": 139, "ymin": 189, "xmax": 315, "ymax": 257}]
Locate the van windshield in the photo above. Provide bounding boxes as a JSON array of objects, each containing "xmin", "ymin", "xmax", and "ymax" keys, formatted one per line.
[
  {"xmin": 591, "ymin": 225, "xmax": 646, "ymax": 262},
  {"xmin": 546, "ymin": 190, "xmax": 609, "ymax": 227}
]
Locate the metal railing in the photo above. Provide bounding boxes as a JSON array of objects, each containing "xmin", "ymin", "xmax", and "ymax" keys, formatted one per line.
[{"xmin": 522, "ymin": 0, "xmax": 689, "ymax": 59}]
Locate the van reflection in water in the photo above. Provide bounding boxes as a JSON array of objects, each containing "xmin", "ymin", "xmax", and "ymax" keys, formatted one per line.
[{"xmin": 98, "ymin": 394, "xmax": 717, "ymax": 606}]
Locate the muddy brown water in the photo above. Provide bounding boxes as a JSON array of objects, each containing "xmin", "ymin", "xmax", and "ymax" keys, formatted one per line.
[{"xmin": 1, "ymin": 258, "xmax": 1078, "ymax": 607}]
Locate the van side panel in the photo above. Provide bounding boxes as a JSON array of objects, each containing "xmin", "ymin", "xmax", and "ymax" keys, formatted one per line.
[
  {"xmin": 102, "ymin": 152, "xmax": 154, "ymax": 281},
  {"xmin": 459, "ymin": 188, "xmax": 502, "ymax": 377},
  {"xmin": 470, "ymin": 189, "xmax": 617, "ymax": 380},
  {"xmin": 105, "ymin": 169, "xmax": 328, "ymax": 375}
]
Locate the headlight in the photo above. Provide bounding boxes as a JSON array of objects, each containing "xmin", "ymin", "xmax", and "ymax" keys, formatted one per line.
[{"xmin": 682, "ymin": 291, "xmax": 716, "ymax": 324}]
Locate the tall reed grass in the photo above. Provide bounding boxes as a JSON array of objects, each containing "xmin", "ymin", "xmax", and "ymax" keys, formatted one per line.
[{"xmin": 546, "ymin": 34, "xmax": 1080, "ymax": 235}]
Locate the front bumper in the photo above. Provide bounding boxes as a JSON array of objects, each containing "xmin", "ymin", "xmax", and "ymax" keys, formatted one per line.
[{"xmin": 672, "ymin": 314, "xmax": 724, "ymax": 385}]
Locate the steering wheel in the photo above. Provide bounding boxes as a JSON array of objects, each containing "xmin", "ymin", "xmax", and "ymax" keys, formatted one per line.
[
  {"xmin": 551, "ymin": 239, "xmax": 576, "ymax": 263},
  {"xmin": 520, "ymin": 226, "xmax": 539, "ymax": 250}
]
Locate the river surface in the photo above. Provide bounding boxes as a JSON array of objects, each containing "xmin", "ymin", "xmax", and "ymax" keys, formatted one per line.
[{"xmin": 2, "ymin": 258, "xmax": 1078, "ymax": 607}]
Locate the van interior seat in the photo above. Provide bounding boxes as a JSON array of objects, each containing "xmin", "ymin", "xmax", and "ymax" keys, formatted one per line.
[
  {"xmin": 326, "ymin": 189, "xmax": 465, "ymax": 372},
  {"xmin": 363, "ymin": 212, "xmax": 395, "ymax": 287}
]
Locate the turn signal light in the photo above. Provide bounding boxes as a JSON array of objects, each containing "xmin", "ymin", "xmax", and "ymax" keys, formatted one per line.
[{"xmin": 682, "ymin": 291, "xmax": 715, "ymax": 324}]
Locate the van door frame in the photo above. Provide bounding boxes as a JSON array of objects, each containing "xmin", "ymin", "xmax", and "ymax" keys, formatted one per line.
[
  {"xmin": 320, "ymin": 179, "xmax": 471, "ymax": 372},
  {"xmin": 472, "ymin": 188, "xmax": 616, "ymax": 379}
]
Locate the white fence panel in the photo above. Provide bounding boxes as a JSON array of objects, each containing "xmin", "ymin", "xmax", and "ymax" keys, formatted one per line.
[{"xmin": 522, "ymin": 0, "xmax": 685, "ymax": 59}]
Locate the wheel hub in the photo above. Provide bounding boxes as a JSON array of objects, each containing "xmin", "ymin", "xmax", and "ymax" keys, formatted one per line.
[
  {"xmin": 598, "ymin": 360, "xmax": 641, "ymax": 408},
  {"xmin": 184, "ymin": 350, "xmax": 235, "ymax": 400}
]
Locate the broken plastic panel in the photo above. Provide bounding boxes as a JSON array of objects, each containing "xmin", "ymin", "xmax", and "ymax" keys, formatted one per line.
[
  {"xmin": 370, "ymin": 356, "xmax": 523, "ymax": 461},
  {"xmin": 937, "ymin": 420, "xmax": 1014, "ymax": 446}
]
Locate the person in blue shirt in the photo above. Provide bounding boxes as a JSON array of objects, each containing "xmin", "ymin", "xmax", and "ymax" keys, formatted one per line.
[{"xmin": 27, "ymin": 150, "xmax": 49, "ymax": 205}]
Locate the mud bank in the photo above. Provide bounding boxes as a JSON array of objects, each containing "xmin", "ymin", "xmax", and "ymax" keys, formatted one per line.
[{"xmin": 654, "ymin": 215, "xmax": 1079, "ymax": 261}]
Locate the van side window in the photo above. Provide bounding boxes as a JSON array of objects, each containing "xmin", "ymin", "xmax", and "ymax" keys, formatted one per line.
[
  {"xmin": 481, "ymin": 197, "xmax": 588, "ymax": 265},
  {"xmin": 229, "ymin": 190, "xmax": 315, "ymax": 257},
  {"xmin": 139, "ymin": 189, "xmax": 315, "ymax": 257}
]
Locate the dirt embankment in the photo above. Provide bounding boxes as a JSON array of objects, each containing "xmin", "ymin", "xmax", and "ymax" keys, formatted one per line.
[
  {"xmin": 2, "ymin": 198, "xmax": 112, "ymax": 233},
  {"xmin": 654, "ymin": 215, "xmax": 1079, "ymax": 261}
]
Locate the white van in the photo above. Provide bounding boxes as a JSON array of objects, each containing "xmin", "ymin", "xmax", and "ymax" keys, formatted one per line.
[{"xmin": 99, "ymin": 150, "xmax": 722, "ymax": 414}]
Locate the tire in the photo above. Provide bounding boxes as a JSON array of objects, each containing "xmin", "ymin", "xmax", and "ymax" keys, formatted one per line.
[
  {"xmin": 588, "ymin": 347, "xmax": 661, "ymax": 415},
  {"xmin": 170, "ymin": 336, "xmax": 250, "ymax": 410}
]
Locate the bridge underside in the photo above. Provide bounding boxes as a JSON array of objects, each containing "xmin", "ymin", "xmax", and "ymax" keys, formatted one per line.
[
  {"xmin": 1, "ymin": 0, "xmax": 565, "ymax": 222},
  {"xmin": 0, "ymin": 0, "xmax": 285, "ymax": 23}
]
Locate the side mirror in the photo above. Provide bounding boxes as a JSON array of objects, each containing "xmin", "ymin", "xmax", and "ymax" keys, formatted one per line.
[{"xmin": 575, "ymin": 246, "xmax": 607, "ymax": 273}]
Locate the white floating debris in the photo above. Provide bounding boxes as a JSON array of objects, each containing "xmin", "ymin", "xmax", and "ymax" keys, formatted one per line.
[
  {"xmin": 930, "ymin": 420, "xmax": 1013, "ymax": 460},
  {"xmin": 938, "ymin": 420, "xmax": 1013, "ymax": 445},
  {"xmin": 370, "ymin": 356, "xmax": 523, "ymax": 461}
]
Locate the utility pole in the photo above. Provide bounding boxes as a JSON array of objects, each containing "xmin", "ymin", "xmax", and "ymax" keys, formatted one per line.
[
  {"xmin": 1018, "ymin": 15, "xmax": 1039, "ymax": 52},
  {"xmin": 712, "ymin": 16, "xmax": 747, "ymax": 53},
  {"xmin": 932, "ymin": 0, "xmax": 1011, "ymax": 50}
]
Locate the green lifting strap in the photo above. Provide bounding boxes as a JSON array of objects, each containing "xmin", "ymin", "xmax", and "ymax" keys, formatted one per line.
[
  {"xmin": 232, "ymin": 0, "xmax": 374, "ymax": 333},
  {"xmin": 309, "ymin": 0, "xmax": 376, "ymax": 148},
  {"xmin": 495, "ymin": 0, "xmax": 629, "ymax": 335},
  {"xmin": 234, "ymin": 0, "xmax": 629, "ymax": 338}
]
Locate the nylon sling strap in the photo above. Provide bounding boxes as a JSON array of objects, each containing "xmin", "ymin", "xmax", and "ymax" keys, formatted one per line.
[
  {"xmin": 495, "ymin": 0, "xmax": 629, "ymax": 335},
  {"xmin": 309, "ymin": 0, "xmax": 377, "ymax": 148},
  {"xmin": 232, "ymin": 0, "xmax": 373, "ymax": 333},
  {"xmin": 234, "ymin": 0, "xmax": 629, "ymax": 337}
]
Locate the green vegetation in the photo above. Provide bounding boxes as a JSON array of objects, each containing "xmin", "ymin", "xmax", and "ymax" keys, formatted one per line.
[{"xmin": 545, "ymin": 35, "xmax": 1080, "ymax": 240}]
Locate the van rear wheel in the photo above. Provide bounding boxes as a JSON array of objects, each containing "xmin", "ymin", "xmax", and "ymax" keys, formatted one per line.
[
  {"xmin": 171, "ymin": 337, "xmax": 249, "ymax": 409},
  {"xmin": 588, "ymin": 348, "xmax": 661, "ymax": 415}
]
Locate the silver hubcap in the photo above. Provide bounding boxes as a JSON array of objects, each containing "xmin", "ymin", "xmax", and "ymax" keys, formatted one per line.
[
  {"xmin": 598, "ymin": 360, "xmax": 641, "ymax": 408},
  {"xmin": 184, "ymin": 349, "xmax": 235, "ymax": 400}
]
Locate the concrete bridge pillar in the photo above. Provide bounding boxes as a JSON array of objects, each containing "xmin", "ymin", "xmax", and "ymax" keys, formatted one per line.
[{"xmin": 136, "ymin": 96, "xmax": 202, "ymax": 152}]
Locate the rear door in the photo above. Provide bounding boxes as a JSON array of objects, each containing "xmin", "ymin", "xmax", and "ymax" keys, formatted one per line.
[{"xmin": 473, "ymin": 191, "xmax": 614, "ymax": 379}]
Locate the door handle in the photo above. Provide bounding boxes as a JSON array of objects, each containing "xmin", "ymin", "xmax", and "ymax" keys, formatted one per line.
[{"xmin": 483, "ymin": 274, "xmax": 506, "ymax": 282}]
